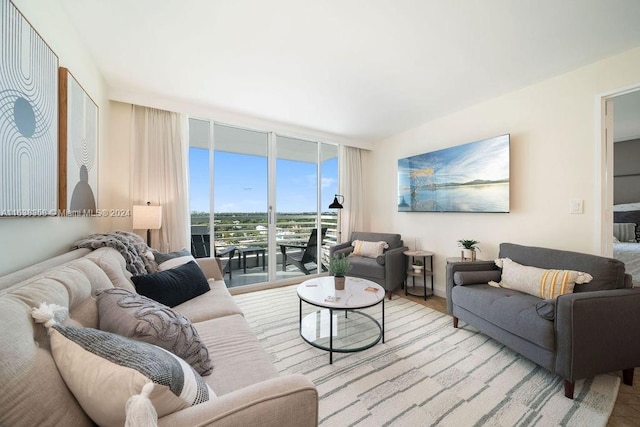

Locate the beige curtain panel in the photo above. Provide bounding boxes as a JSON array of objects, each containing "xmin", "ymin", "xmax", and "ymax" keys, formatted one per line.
[{"xmin": 130, "ymin": 105, "xmax": 190, "ymax": 252}]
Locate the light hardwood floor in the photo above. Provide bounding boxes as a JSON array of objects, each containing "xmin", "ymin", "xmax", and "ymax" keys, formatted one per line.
[{"xmin": 393, "ymin": 290, "xmax": 640, "ymax": 426}]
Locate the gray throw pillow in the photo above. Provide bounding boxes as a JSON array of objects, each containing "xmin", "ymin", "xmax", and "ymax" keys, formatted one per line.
[
  {"xmin": 152, "ymin": 248, "xmax": 192, "ymax": 264},
  {"xmin": 453, "ymin": 270, "xmax": 502, "ymax": 286},
  {"xmin": 97, "ymin": 287, "xmax": 212, "ymax": 376},
  {"xmin": 535, "ymin": 299, "xmax": 556, "ymax": 320}
]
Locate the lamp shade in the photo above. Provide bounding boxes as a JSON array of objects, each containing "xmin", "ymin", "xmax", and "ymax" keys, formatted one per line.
[
  {"xmin": 329, "ymin": 195, "xmax": 344, "ymax": 209},
  {"xmin": 132, "ymin": 204, "xmax": 162, "ymax": 230}
]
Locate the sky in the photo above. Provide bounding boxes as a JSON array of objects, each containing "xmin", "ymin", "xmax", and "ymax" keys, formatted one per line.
[{"xmin": 189, "ymin": 148, "xmax": 338, "ymax": 213}]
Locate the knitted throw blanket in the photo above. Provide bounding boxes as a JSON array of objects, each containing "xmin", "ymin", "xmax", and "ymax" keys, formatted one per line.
[{"xmin": 72, "ymin": 231, "xmax": 157, "ymax": 275}]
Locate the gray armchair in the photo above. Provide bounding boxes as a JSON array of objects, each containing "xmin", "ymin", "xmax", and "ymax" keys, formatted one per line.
[
  {"xmin": 330, "ymin": 232, "xmax": 408, "ymax": 299},
  {"xmin": 447, "ymin": 242, "xmax": 640, "ymax": 398}
]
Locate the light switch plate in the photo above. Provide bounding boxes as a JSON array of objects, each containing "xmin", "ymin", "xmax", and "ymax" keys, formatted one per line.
[{"xmin": 570, "ymin": 199, "xmax": 584, "ymax": 214}]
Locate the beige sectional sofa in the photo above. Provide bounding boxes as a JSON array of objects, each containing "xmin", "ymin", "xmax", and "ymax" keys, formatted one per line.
[{"xmin": 0, "ymin": 247, "xmax": 318, "ymax": 426}]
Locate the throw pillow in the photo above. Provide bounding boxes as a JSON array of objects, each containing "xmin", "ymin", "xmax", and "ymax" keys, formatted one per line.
[
  {"xmin": 97, "ymin": 288, "xmax": 212, "ymax": 376},
  {"xmin": 351, "ymin": 240, "xmax": 389, "ymax": 258},
  {"xmin": 132, "ymin": 261, "xmax": 210, "ymax": 307},
  {"xmin": 535, "ymin": 299, "xmax": 556, "ymax": 320},
  {"xmin": 492, "ymin": 258, "xmax": 593, "ymax": 299},
  {"xmin": 153, "ymin": 248, "xmax": 198, "ymax": 271},
  {"xmin": 158, "ymin": 255, "xmax": 197, "ymax": 271},
  {"xmin": 153, "ymin": 248, "xmax": 192, "ymax": 262},
  {"xmin": 32, "ymin": 304, "xmax": 214, "ymax": 427}
]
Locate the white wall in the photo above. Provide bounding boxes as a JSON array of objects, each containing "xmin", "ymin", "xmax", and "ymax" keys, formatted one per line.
[
  {"xmin": 106, "ymin": 101, "xmax": 134, "ymax": 232},
  {"xmin": 366, "ymin": 47, "xmax": 640, "ymax": 297},
  {"xmin": 0, "ymin": 0, "xmax": 109, "ymax": 275}
]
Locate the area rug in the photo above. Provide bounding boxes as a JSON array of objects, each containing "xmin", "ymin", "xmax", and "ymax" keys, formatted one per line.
[{"xmin": 234, "ymin": 285, "xmax": 619, "ymax": 427}]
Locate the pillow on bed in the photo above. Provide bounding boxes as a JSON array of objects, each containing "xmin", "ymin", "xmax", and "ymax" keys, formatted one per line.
[
  {"xmin": 491, "ymin": 258, "xmax": 593, "ymax": 299},
  {"xmin": 613, "ymin": 223, "xmax": 637, "ymax": 243}
]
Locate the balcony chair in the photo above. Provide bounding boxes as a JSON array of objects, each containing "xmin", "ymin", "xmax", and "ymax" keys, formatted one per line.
[
  {"xmin": 190, "ymin": 234, "xmax": 236, "ymax": 279},
  {"xmin": 280, "ymin": 227, "xmax": 328, "ymax": 275}
]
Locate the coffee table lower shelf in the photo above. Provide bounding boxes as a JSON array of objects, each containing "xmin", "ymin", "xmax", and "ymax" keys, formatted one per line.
[
  {"xmin": 299, "ymin": 308, "xmax": 383, "ymax": 364},
  {"xmin": 297, "ymin": 276, "xmax": 385, "ymax": 364}
]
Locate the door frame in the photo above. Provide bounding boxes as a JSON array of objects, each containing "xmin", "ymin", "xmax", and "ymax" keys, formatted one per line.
[{"xmin": 597, "ymin": 83, "xmax": 640, "ymax": 256}]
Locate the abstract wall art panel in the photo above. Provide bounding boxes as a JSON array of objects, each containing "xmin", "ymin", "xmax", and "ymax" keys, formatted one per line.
[
  {"xmin": 398, "ymin": 134, "xmax": 510, "ymax": 213},
  {"xmin": 0, "ymin": 0, "xmax": 58, "ymax": 216},
  {"xmin": 58, "ymin": 67, "xmax": 98, "ymax": 214}
]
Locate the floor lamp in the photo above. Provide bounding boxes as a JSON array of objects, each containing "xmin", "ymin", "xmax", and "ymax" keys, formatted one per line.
[
  {"xmin": 133, "ymin": 202, "xmax": 162, "ymax": 247},
  {"xmin": 329, "ymin": 194, "xmax": 344, "ymax": 243}
]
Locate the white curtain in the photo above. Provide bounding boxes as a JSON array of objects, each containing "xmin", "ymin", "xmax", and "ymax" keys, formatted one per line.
[
  {"xmin": 339, "ymin": 145, "xmax": 364, "ymax": 241},
  {"xmin": 131, "ymin": 105, "xmax": 190, "ymax": 252}
]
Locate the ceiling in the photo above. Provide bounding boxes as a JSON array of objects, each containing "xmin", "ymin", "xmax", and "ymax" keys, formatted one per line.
[{"xmin": 58, "ymin": 0, "xmax": 640, "ymax": 142}]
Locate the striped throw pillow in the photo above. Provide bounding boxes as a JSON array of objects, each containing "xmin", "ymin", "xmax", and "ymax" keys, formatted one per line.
[
  {"xmin": 493, "ymin": 258, "xmax": 593, "ymax": 298},
  {"xmin": 48, "ymin": 324, "xmax": 214, "ymax": 426}
]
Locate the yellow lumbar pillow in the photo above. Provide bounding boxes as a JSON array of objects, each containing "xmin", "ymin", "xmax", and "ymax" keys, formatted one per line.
[{"xmin": 490, "ymin": 258, "xmax": 593, "ymax": 299}]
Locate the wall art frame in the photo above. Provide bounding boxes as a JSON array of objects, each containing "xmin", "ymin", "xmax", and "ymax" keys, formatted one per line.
[
  {"xmin": 0, "ymin": 0, "xmax": 59, "ymax": 217},
  {"xmin": 398, "ymin": 134, "xmax": 510, "ymax": 213},
  {"xmin": 58, "ymin": 67, "xmax": 99, "ymax": 214}
]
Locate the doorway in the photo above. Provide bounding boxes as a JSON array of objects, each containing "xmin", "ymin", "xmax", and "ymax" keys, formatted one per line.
[{"xmin": 601, "ymin": 87, "xmax": 640, "ymax": 286}]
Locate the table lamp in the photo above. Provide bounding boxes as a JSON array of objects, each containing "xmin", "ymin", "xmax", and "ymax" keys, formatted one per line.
[{"xmin": 133, "ymin": 202, "xmax": 162, "ymax": 247}]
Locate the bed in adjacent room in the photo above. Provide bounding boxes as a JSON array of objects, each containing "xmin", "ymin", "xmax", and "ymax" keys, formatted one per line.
[{"xmin": 613, "ymin": 203, "xmax": 640, "ymax": 287}]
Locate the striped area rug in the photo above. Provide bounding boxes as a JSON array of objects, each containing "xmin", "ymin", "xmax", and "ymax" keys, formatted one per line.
[{"xmin": 234, "ymin": 285, "xmax": 619, "ymax": 427}]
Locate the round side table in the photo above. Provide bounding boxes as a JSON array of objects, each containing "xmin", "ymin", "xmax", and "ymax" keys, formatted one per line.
[{"xmin": 404, "ymin": 250, "xmax": 434, "ymax": 300}]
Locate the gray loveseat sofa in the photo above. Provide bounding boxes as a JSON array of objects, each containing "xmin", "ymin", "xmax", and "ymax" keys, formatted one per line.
[
  {"xmin": 447, "ymin": 242, "xmax": 640, "ymax": 398},
  {"xmin": 330, "ymin": 231, "xmax": 408, "ymax": 299},
  {"xmin": 0, "ymin": 247, "xmax": 318, "ymax": 426}
]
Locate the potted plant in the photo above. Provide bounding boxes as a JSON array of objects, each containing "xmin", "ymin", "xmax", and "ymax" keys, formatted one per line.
[
  {"xmin": 329, "ymin": 254, "xmax": 351, "ymax": 290},
  {"xmin": 457, "ymin": 239, "xmax": 480, "ymax": 261},
  {"xmin": 412, "ymin": 259, "xmax": 424, "ymax": 273}
]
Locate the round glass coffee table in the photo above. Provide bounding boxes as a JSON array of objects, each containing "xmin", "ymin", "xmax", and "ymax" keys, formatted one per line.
[{"xmin": 297, "ymin": 276, "xmax": 384, "ymax": 364}]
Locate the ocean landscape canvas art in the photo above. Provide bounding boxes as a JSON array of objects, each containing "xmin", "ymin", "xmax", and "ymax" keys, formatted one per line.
[{"xmin": 398, "ymin": 135, "xmax": 510, "ymax": 212}]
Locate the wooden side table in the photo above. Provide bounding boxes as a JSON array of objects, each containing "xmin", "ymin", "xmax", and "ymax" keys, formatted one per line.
[{"xmin": 404, "ymin": 250, "xmax": 434, "ymax": 300}]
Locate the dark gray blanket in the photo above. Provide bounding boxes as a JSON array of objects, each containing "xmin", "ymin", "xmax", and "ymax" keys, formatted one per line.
[{"xmin": 72, "ymin": 231, "xmax": 157, "ymax": 275}]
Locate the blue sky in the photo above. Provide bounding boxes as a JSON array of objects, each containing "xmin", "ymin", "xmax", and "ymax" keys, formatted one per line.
[{"xmin": 189, "ymin": 148, "xmax": 338, "ymax": 213}]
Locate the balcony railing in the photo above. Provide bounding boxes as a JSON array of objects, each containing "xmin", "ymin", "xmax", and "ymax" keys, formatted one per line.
[
  {"xmin": 190, "ymin": 212, "xmax": 338, "ymax": 282},
  {"xmin": 191, "ymin": 212, "xmax": 337, "ymax": 247}
]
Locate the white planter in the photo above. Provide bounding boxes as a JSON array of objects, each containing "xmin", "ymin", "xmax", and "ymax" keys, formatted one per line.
[
  {"xmin": 412, "ymin": 265, "xmax": 423, "ymax": 273},
  {"xmin": 461, "ymin": 249, "xmax": 476, "ymax": 261}
]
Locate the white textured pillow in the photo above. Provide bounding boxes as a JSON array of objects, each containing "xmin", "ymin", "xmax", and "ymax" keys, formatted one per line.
[
  {"xmin": 492, "ymin": 258, "xmax": 593, "ymax": 299},
  {"xmin": 351, "ymin": 240, "xmax": 389, "ymax": 258}
]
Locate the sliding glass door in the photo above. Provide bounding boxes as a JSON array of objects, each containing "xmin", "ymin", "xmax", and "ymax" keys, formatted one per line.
[
  {"xmin": 188, "ymin": 119, "xmax": 338, "ymax": 288},
  {"xmin": 275, "ymin": 136, "xmax": 320, "ymax": 280}
]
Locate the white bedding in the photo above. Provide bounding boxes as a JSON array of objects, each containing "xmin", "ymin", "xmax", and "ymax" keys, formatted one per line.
[
  {"xmin": 614, "ymin": 202, "xmax": 640, "ymax": 212},
  {"xmin": 614, "ymin": 242, "xmax": 640, "ymax": 287}
]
